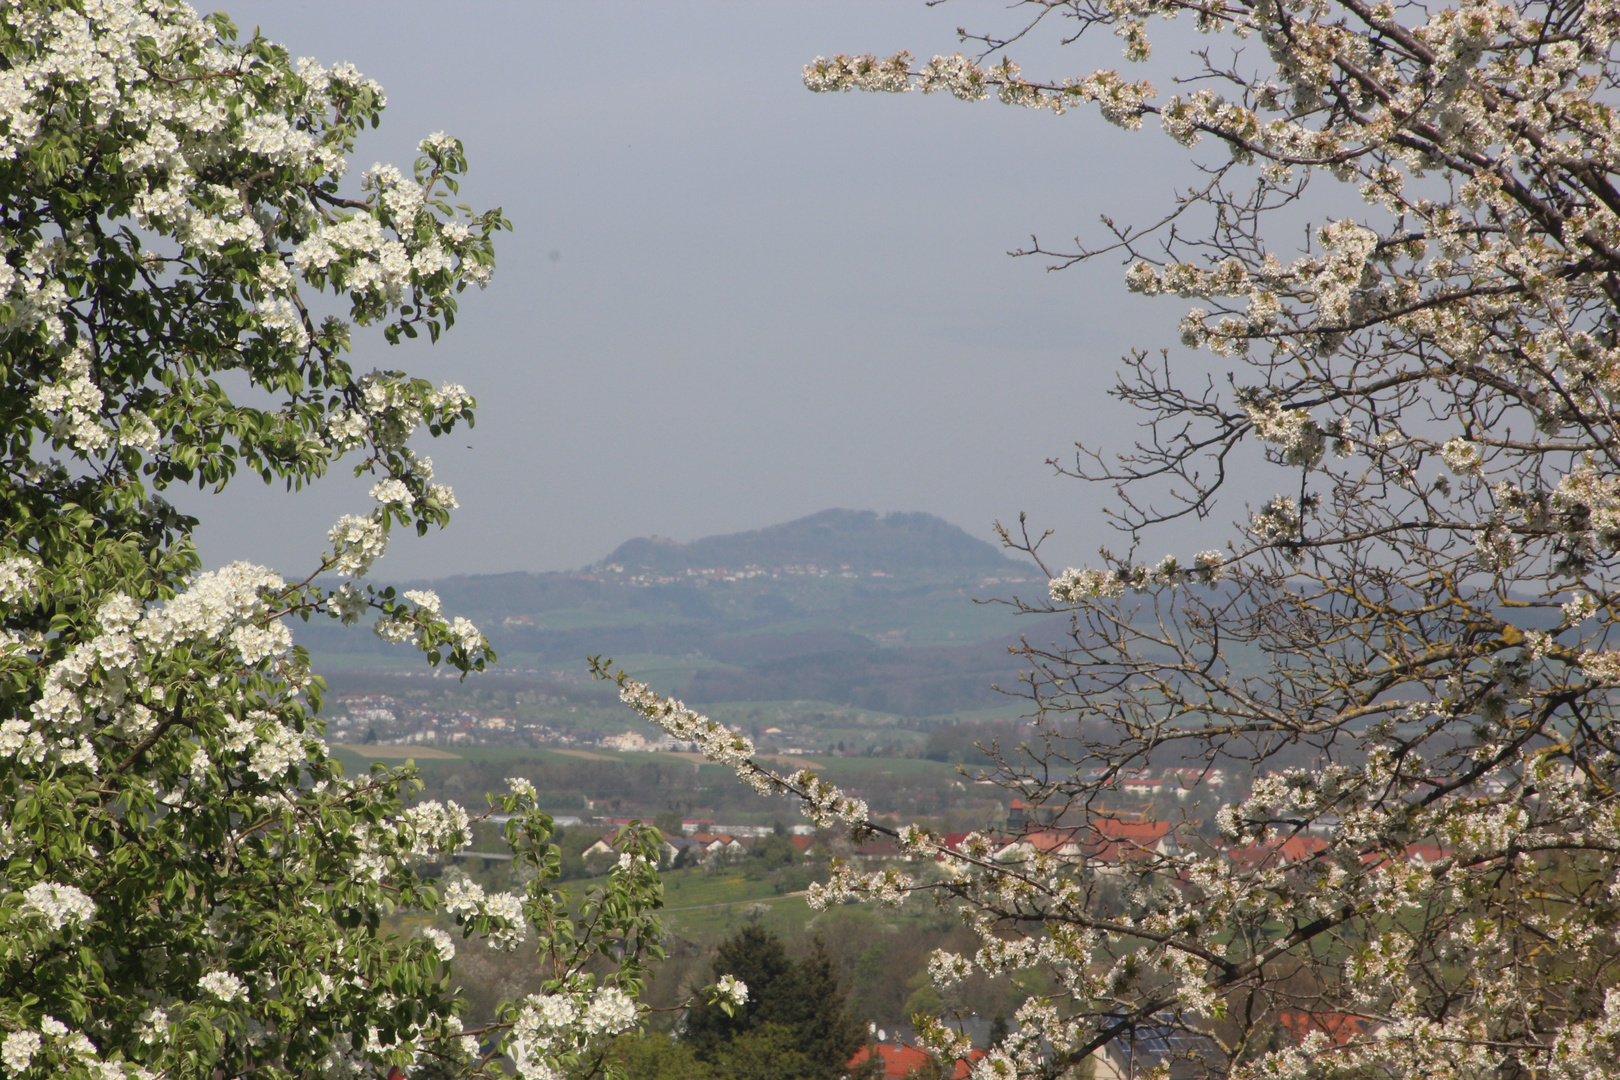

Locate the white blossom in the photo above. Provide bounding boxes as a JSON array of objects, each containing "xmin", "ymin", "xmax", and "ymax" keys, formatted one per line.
[
  {"xmin": 1441, "ymin": 436, "xmax": 1484, "ymax": 474},
  {"xmin": 448, "ymin": 616, "xmax": 484, "ymax": 653},
  {"xmin": 247, "ymin": 721, "xmax": 303, "ymax": 781},
  {"xmin": 582, "ymin": 987, "xmax": 638, "ymax": 1034},
  {"xmin": 1048, "ymin": 567, "xmax": 1125, "ymax": 602},
  {"xmin": 401, "ymin": 800, "xmax": 472, "ymax": 858},
  {"xmin": 369, "ymin": 478, "xmax": 410, "ymax": 504},
  {"xmin": 328, "ymin": 513, "xmax": 387, "ymax": 577},
  {"xmin": 0, "ymin": 556, "xmax": 38, "ymax": 605},
  {"xmin": 714, "ymin": 974, "xmax": 748, "ymax": 1007},
  {"xmin": 229, "ymin": 620, "xmax": 292, "ymax": 664},
  {"xmin": 1246, "ymin": 400, "xmax": 1324, "ymax": 466},
  {"xmin": 21, "ymin": 881, "xmax": 96, "ymax": 932},
  {"xmin": 198, "ymin": 971, "xmax": 247, "ymax": 1003},
  {"xmin": 1563, "ymin": 592, "xmax": 1599, "ymax": 624},
  {"xmin": 404, "ymin": 589, "xmax": 441, "ymax": 614},
  {"xmin": 422, "ymin": 927, "xmax": 455, "ymax": 962},
  {"xmin": 1, "ymin": 1030, "xmax": 40, "ymax": 1074},
  {"xmin": 33, "ymin": 343, "xmax": 109, "ymax": 451}
]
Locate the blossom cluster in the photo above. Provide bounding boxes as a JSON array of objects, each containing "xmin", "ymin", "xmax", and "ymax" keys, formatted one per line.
[
  {"xmin": 19, "ymin": 882, "xmax": 96, "ymax": 933},
  {"xmin": 804, "ymin": 52, "xmax": 1155, "ymax": 128},
  {"xmin": 442, "ymin": 876, "xmax": 528, "ymax": 951},
  {"xmin": 6, "ymin": 567, "xmax": 307, "ymax": 781},
  {"xmin": 0, "ymin": 1017, "xmax": 106, "ymax": 1079},
  {"xmin": 1243, "ymin": 400, "xmax": 1325, "ymax": 467},
  {"xmin": 1047, "ymin": 549, "xmax": 1225, "ymax": 604},
  {"xmin": 506, "ymin": 985, "xmax": 640, "ymax": 1080}
]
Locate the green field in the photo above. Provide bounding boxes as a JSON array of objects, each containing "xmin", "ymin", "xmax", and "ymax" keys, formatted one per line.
[{"xmin": 558, "ymin": 861, "xmax": 949, "ymax": 941}]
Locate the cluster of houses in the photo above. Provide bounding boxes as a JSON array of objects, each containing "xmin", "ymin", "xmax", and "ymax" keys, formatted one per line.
[
  {"xmin": 1104, "ymin": 767, "xmax": 1228, "ymax": 800},
  {"xmin": 575, "ymin": 817, "xmax": 818, "ymax": 867},
  {"xmin": 566, "ymin": 803, "xmax": 1456, "ymax": 878},
  {"xmin": 853, "ymin": 1008, "xmax": 1375, "ymax": 1080},
  {"xmin": 323, "ymin": 693, "xmax": 720, "ymax": 753},
  {"xmin": 324, "ymin": 694, "xmax": 574, "ymax": 749},
  {"xmin": 838, "ymin": 804, "xmax": 1455, "ymax": 881},
  {"xmin": 583, "ymin": 560, "xmax": 891, "ymax": 588}
]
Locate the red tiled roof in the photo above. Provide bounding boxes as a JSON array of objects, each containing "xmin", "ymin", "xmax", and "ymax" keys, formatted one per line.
[
  {"xmin": 1090, "ymin": 818, "xmax": 1171, "ymax": 845},
  {"xmin": 1360, "ymin": 843, "xmax": 1452, "ymax": 869},
  {"xmin": 1228, "ymin": 835, "xmax": 1328, "ymax": 870},
  {"xmin": 1087, "ymin": 818, "xmax": 1171, "ymax": 863},
  {"xmin": 1403, "ymin": 844, "xmax": 1450, "ymax": 864},
  {"xmin": 848, "ymin": 1044, "xmax": 986, "ymax": 1080},
  {"xmin": 1278, "ymin": 1011, "xmax": 1364, "ymax": 1047}
]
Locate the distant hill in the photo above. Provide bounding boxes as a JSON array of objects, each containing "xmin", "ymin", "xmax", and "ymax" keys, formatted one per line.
[
  {"xmin": 600, "ymin": 509, "xmax": 1030, "ymax": 578},
  {"xmin": 299, "ymin": 510, "xmax": 1049, "ymax": 717}
]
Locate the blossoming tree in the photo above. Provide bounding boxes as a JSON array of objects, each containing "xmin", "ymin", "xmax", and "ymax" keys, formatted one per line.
[
  {"xmin": 602, "ymin": 0, "xmax": 1620, "ymax": 1077},
  {"xmin": 0, "ymin": 4, "xmax": 747, "ymax": 1079}
]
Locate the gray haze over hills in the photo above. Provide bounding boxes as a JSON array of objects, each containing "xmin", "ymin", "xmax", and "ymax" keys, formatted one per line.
[
  {"xmin": 599, "ymin": 509, "xmax": 1032, "ymax": 578},
  {"xmin": 306, "ymin": 510, "xmax": 1057, "ymax": 717}
]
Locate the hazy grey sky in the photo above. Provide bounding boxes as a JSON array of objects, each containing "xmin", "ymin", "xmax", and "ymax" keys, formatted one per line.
[{"xmin": 188, "ymin": 1, "xmax": 1257, "ymax": 580}]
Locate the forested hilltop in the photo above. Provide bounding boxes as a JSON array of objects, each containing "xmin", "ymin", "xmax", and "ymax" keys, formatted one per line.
[
  {"xmin": 597, "ymin": 509, "xmax": 1029, "ymax": 579},
  {"xmin": 300, "ymin": 510, "xmax": 1052, "ymax": 718}
]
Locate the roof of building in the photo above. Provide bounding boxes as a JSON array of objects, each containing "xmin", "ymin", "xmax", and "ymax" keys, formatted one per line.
[
  {"xmin": 1226, "ymin": 834, "xmax": 1328, "ymax": 870},
  {"xmin": 1087, "ymin": 818, "xmax": 1173, "ymax": 864},
  {"xmin": 1016, "ymin": 829, "xmax": 1087, "ymax": 854},
  {"xmin": 848, "ymin": 1044, "xmax": 986, "ymax": 1080},
  {"xmin": 1103, "ymin": 1018, "xmax": 1225, "ymax": 1079},
  {"xmin": 1278, "ymin": 1011, "xmax": 1365, "ymax": 1047},
  {"xmin": 1090, "ymin": 818, "xmax": 1172, "ymax": 844},
  {"xmin": 1403, "ymin": 844, "xmax": 1450, "ymax": 864}
]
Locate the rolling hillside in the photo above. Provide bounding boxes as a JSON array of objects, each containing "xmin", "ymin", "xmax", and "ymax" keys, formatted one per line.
[{"xmin": 298, "ymin": 510, "xmax": 1053, "ymax": 718}]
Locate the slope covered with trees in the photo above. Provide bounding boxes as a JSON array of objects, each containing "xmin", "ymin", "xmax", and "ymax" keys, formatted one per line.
[
  {"xmin": 299, "ymin": 511, "xmax": 1050, "ymax": 718},
  {"xmin": 601, "ymin": 510, "xmax": 1030, "ymax": 579}
]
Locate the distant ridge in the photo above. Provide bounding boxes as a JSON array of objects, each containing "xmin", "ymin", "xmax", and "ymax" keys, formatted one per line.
[
  {"xmin": 598, "ymin": 509, "xmax": 1031, "ymax": 578},
  {"xmin": 302, "ymin": 508, "xmax": 1045, "ymax": 713}
]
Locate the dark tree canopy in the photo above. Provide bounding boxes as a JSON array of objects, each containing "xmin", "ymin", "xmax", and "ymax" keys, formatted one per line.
[{"xmin": 682, "ymin": 927, "xmax": 866, "ymax": 1080}]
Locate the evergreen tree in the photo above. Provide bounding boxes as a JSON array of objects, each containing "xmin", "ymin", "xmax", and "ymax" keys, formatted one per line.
[
  {"xmin": 682, "ymin": 925, "xmax": 795, "ymax": 1057},
  {"xmin": 682, "ymin": 928, "xmax": 864, "ymax": 1080},
  {"xmin": 770, "ymin": 936, "xmax": 868, "ymax": 1074}
]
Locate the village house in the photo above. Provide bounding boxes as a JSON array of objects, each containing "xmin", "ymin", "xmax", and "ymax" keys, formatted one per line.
[
  {"xmin": 1277, "ymin": 1011, "xmax": 1367, "ymax": 1048},
  {"xmin": 994, "ymin": 828, "xmax": 1087, "ymax": 863},
  {"xmin": 1223, "ymin": 834, "xmax": 1330, "ymax": 872},
  {"xmin": 687, "ymin": 833, "xmax": 746, "ymax": 860},
  {"xmin": 581, "ymin": 830, "xmax": 682, "ymax": 866},
  {"xmin": 1091, "ymin": 1017, "xmax": 1225, "ymax": 1079},
  {"xmin": 1086, "ymin": 817, "xmax": 1177, "ymax": 875}
]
